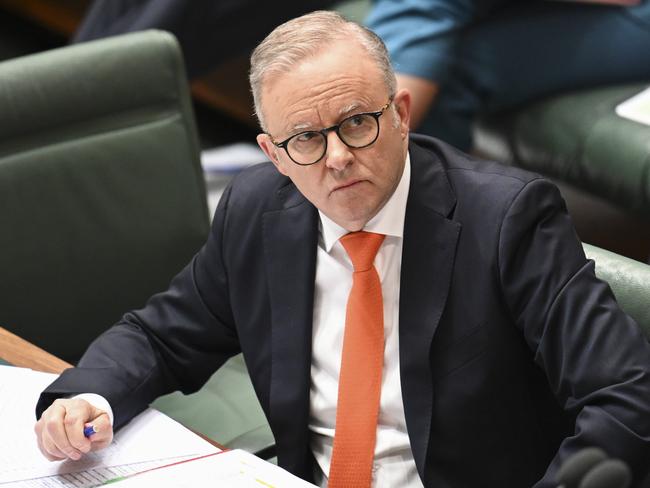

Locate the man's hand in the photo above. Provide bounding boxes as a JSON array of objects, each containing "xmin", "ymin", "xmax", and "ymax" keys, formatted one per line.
[{"xmin": 34, "ymin": 398, "xmax": 113, "ymax": 461}]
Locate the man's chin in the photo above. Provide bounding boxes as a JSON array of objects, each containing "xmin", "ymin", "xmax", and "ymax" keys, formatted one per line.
[{"xmin": 328, "ymin": 207, "xmax": 378, "ymax": 232}]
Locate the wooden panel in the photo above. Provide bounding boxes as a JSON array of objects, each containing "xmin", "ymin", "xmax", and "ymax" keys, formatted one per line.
[
  {"xmin": 191, "ymin": 55, "xmax": 257, "ymax": 128},
  {"xmin": 0, "ymin": 0, "xmax": 87, "ymax": 36}
]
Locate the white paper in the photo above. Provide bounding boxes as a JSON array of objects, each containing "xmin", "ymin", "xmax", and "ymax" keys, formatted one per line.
[
  {"xmin": 201, "ymin": 143, "xmax": 268, "ymax": 174},
  {"xmin": 110, "ymin": 449, "xmax": 317, "ymax": 488},
  {"xmin": 3, "ymin": 458, "xmax": 196, "ymax": 488},
  {"xmin": 0, "ymin": 366, "xmax": 219, "ymax": 485},
  {"xmin": 615, "ymin": 85, "xmax": 650, "ymax": 126}
]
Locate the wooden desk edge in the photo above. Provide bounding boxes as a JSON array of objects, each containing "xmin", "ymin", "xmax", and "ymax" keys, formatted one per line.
[{"xmin": 0, "ymin": 326, "xmax": 72, "ymax": 373}]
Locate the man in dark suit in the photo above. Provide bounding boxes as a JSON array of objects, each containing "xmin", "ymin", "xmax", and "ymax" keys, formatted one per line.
[{"xmin": 35, "ymin": 11, "xmax": 650, "ymax": 488}]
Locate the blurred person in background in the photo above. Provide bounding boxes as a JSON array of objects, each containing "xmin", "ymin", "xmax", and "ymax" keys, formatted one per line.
[{"xmin": 366, "ymin": 0, "xmax": 650, "ymax": 149}]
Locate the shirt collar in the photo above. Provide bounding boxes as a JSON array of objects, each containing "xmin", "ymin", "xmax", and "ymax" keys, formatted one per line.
[{"xmin": 319, "ymin": 152, "xmax": 411, "ymax": 252}]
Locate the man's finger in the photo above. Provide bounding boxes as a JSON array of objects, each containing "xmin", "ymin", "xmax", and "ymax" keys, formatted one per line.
[
  {"xmin": 38, "ymin": 433, "xmax": 68, "ymax": 461},
  {"xmin": 85, "ymin": 412, "xmax": 114, "ymax": 451},
  {"xmin": 39, "ymin": 400, "xmax": 83, "ymax": 460},
  {"xmin": 35, "ymin": 398, "xmax": 114, "ymax": 462},
  {"xmin": 35, "ymin": 420, "xmax": 67, "ymax": 461},
  {"xmin": 63, "ymin": 406, "xmax": 92, "ymax": 455}
]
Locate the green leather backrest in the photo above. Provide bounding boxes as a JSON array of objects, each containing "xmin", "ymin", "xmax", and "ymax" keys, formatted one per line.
[
  {"xmin": 0, "ymin": 31, "xmax": 209, "ymax": 363},
  {"xmin": 476, "ymin": 84, "xmax": 650, "ymax": 217},
  {"xmin": 583, "ymin": 243, "xmax": 650, "ymax": 339}
]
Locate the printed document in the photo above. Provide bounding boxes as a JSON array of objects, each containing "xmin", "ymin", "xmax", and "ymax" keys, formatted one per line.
[{"xmin": 0, "ymin": 365, "xmax": 218, "ymax": 486}]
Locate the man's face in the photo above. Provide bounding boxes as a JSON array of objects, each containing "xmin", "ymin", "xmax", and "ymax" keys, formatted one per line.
[{"xmin": 256, "ymin": 40, "xmax": 411, "ymax": 232}]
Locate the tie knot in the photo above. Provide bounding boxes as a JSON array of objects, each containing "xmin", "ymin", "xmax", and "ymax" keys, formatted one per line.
[{"xmin": 340, "ymin": 231, "xmax": 385, "ymax": 272}]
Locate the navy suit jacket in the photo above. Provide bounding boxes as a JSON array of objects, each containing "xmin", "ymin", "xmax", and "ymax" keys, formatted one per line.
[{"xmin": 38, "ymin": 135, "xmax": 650, "ymax": 487}]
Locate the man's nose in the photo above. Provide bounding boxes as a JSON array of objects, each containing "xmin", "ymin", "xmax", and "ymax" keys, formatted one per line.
[{"xmin": 324, "ymin": 131, "xmax": 353, "ymax": 171}]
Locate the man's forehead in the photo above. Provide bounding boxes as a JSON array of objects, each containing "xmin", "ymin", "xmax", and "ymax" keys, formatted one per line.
[
  {"xmin": 260, "ymin": 40, "xmax": 387, "ymax": 133},
  {"xmin": 284, "ymin": 101, "xmax": 366, "ymax": 132},
  {"xmin": 267, "ymin": 83, "xmax": 382, "ymax": 133}
]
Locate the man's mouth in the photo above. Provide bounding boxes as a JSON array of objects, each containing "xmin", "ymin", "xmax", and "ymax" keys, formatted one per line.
[{"xmin": 332, "ymin": 180, "xmax": 363, "ymax": 193}]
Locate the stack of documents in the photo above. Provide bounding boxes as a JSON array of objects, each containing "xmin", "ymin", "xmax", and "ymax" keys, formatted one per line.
[
  {"xmin": 0, "ymin": 366, "xmax": 315, "ymax": 487},
  {"xmin": 99, "ymin": 449, "xmax": 315, "ymax": 487}
]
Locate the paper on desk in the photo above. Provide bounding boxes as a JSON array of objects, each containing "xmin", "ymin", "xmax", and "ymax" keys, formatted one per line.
[
  {"xmin": 111, "ymin": 449, "xmax": 317, "ymax": 488},
  {"xmin": 616, "ymin": 85, "xmax": 650, "ymax": 126},
  {"xmin": 201, "ymin": 143, "xmax": 268, "ymax": 174},
  {"xmin": 4, "ymin": 458, "xmax": 199, "ymax": 488},
  {"xmin": 0, "ymin": 366, "xmax": 219, "ymax": 485}
]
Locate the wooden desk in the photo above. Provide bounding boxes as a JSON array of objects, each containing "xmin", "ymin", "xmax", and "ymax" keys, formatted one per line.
[{"xmin": 0, "ymin": 326, "xmax": 71, "ymax": 374}]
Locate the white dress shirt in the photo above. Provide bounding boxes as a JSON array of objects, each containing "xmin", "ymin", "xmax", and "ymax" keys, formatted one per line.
[{"xmin": 309, "ymin": 154, "xmax": 424, "ymax": 487}]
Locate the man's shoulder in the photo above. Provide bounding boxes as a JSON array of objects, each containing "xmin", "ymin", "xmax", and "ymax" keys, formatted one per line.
[
  {"xmin": 225, "ymin": 161, "xmax": 296, "ymax": 209},
  {"xmin": 408, "ymin": 133, "xmax": 561, "ymax": 220},
  {"xmin": 409, "ymin": 133, "xmax": 541, "ymax": 187},
  {"xmin": 233, "ymin": 161, "xmax": 288, "ymax": 191}
]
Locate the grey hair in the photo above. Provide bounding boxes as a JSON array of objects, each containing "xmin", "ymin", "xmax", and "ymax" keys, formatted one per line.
[{"xmin": 249, "ymin": 10, "xmax": 397, "ymax": 131}]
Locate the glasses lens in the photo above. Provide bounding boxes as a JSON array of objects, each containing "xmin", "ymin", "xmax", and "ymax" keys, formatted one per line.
[
  {"xmin": 287, "ymin": 131, "xmax": 326, "ymax": 165},
  {"xmin": 339, "ymin": 114, "xmax": 379, "ymax": 148}
]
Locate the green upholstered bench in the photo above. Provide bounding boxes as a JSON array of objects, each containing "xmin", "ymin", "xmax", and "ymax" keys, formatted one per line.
[{"xmin": 475, "ymin": 84, "xmax": 650, "ymax": 262}]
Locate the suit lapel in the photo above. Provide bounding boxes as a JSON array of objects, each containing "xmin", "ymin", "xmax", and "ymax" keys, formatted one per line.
[
  {"xmin": 400, "ymin": 141, "xmax": 461, "ymax": 478},
  {"xmin": 263, "ymin": 183, "xmax": 318, "ymax": 475}
]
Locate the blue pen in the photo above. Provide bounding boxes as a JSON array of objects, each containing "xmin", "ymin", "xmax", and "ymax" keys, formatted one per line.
[{"xmin": 83, "ymin": 425, "xmax": 97, "ymax": 438}]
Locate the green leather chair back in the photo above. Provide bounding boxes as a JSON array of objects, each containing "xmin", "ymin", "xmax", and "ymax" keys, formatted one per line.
[
  {"xmin": 475, "ymin": 84, "xmax": 650, "ymax": 219},
  {"xmin": 584, "ymin": 244, "xmax": 650, "ymax": 339},
  {"xmin": 0, "ymin": 30, "xmax": 209, "ymax": 363}
]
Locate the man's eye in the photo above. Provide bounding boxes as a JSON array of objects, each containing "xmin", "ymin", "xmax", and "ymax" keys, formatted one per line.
[
  {"xmin": 347, "ymin": 115, "xmax": 365, "ymax": 127},
  {"xmin": 295, "ymin": 132, "xmax": 319, "ymax": 142}
]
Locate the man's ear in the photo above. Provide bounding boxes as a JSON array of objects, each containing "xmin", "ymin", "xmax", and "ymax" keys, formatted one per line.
[
  {"xmin": 392, "ymin": 88, "xmax": 411, "ymax": 138},
  {"xmin": 257, "ymin": 133, "xmax": 288, "ymax": 175}
]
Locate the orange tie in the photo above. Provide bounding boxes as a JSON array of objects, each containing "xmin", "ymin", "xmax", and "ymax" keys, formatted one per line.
[{"xmin": 328, "ymin": 231, "xmax": 386, "ymax": 488}]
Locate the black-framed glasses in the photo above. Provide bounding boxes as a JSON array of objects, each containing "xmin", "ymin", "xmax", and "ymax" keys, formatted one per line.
[{"xmin": 270, "ymin": 99, "xmax": 393, "ymax": 166}]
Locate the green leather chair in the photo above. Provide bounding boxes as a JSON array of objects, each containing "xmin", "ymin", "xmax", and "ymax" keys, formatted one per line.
[
  {"xmin": 476, "ymin": 85, "xmax": 650, "ymax": 220},
  {"xmin": 584, "ymin": 243, "xmax": 650, "ymax": 340},
  {"xmin": 475, "ymin": 85, "xmax": 650, "ymax": 261},
  {"xmin": 0, "ymin": 31, "xmax": 209, "ymax": 362},
  {"xmin": 0, "ymin": 30, "xmax": 274, "ymax": 456},
  {"xmin": 0, "ymin": 30, "xmax": 210, "ymax": 363}
]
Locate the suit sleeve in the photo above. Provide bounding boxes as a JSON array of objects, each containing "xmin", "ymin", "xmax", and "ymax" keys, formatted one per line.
[
  {"xmin": 36, "ymin": 183, "xmax": 240, "ymax": 429},
  {"xmin": 497, "ymin": 178, "xmax": 650, "ymax": 486},
  {"xmin": 365, "ymin": 0, "xmax": 505, "ymax": 81}
]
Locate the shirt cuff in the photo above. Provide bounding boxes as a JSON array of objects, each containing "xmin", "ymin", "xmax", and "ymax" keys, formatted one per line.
[{"xmin": 73, "ymin": 393, "xmax": 114, "ymax": 426}]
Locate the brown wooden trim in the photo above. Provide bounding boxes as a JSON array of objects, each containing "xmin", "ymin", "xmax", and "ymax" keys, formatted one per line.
[
  {"xmin": 0, "ymin": 0, "xmax": 257, "ymax": 126},
  {"xmin": 0, "ymin": 0, "xmax": 87, "ymax": 36},
  {"xmin": 0, "ymin": 326, "xmax": 72, "ymax": 373},
  {"xmin": 190, "ymin": 55, "xmax": 258, "ymax": 128}
]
